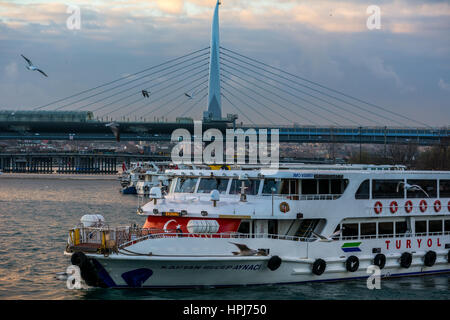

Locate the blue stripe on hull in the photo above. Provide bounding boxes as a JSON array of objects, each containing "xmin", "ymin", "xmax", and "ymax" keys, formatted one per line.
[{"xmin": 342, "ymin": 247, "xmax": 361, "ymax": 253}]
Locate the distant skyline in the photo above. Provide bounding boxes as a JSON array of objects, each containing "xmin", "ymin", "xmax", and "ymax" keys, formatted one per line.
[{"xmin": 0, "ymin": 0, "xmax": 449, "ymax": 126}]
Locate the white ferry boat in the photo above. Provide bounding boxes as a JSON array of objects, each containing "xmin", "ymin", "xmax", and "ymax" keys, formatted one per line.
[{"xmin": 65, "ymin": 164, "xmax": 450, "ymax": 288}]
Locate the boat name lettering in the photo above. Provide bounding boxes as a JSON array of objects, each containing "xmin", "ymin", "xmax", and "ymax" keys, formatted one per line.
[
  {"xmin": 292, "ymin": 173, "xmax": 314, "ymax": 178},
  {"xmin": 160, "ymin": 264, "xmax": 262, "ymax": 271},
  {"xmin": 384, "ymin": 237, "xmax": 441, "ymax": 250}
]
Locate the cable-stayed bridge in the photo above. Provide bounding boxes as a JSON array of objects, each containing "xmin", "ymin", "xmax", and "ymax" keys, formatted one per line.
[{"xmin": 1, "ymin": 1, "xmax": 448, "ymax": 145}]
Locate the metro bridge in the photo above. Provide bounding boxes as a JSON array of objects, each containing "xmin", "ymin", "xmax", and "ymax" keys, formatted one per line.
[{"xmin": 1, "ymin": 1, "xmax": 448, "ymax": 146}]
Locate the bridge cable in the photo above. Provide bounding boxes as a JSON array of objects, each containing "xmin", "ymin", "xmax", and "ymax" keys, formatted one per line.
[{"xmin": 32, "ymin": 47, "xmax": 209, "ymax": 111}]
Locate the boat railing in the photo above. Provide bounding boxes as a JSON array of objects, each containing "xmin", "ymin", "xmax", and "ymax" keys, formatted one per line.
[
  {"xmin": 67, "ymin": 225, "xmax": 312, "ymax": 253},
  {"xmin": 341, "ymin": 230, "xmax": 450, "ymax": 241},
  {"xmin": 261, "ymin": 194, "xmax": 342, "ymax": 201}
]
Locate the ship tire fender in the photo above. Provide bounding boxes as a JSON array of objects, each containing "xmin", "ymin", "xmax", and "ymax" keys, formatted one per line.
[
  {"xmin": 345, "ymin": 255, "xmax": 359, "ymax": 272},
  {"xmin": 71, "ymin": 251, "xmax": 87, "ymax": 267},
  {"xmin": 400, "ymin": 252, "xmax": 413, "ymax": 268},
  {"xmin": 424, "ymin": 251, "xmax": 437, "ymax": 267},
  {"xmin": 312, "ymin": 259, "xmax": 326, "ymax": 276},
  {"xmin": 373, "ymin": 253, "xmax": 386, "ymax": 270},
  {"xmin": 267, "ymin": 255, "xmax": 282, "ymax": 271}
]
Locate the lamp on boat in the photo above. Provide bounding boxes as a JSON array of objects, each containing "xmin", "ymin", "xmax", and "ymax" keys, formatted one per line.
[
  {"xmin": 180, "ymin": 210, "xmax": 187, "ymax": 216},
  {"xmin": 153, "ymin": 208, "xmax": 159, "ymax": 215},
  {"xmin": 201, "ymin": 210, "xmax": 208, "ymax": 216},
  {"xmin": 210, "ymin": 189, "xmax": 220, "ymax": 207}
]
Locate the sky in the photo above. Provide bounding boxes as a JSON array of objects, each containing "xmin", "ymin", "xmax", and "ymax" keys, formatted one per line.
[{"xmin": 0, "ymin": 0, "xmax": 449, "ymax": 126}]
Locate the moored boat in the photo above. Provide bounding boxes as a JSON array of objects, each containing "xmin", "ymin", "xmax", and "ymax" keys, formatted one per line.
[{"xmin": 65, "ymin": 164, "xmax": 450, "ymax": 288}]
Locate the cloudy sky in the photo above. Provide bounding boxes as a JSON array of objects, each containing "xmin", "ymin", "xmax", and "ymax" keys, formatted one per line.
[{"xmin": 0, "ymin": 0, "xmax": 449, "ymax": 126}]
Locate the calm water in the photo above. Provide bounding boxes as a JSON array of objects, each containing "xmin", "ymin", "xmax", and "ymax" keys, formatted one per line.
[{"xmin": 0, "ymin": 177, "xmax": 449, "ymax": 300}]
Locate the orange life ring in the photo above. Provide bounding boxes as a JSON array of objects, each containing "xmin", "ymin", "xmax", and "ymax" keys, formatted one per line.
[
  {"xmin": 390, "ymin": 201, "xmax": 398, "ymax": 214},
  {"xmin": 280, "ymin": 202, "xmax": 290, "ymax": 213},
  {"xmin": 434, "ymin": 200, "xmax": 441, "ymax": 212},
  {"xmin": 404, "ymin": 200, "xmax": 413, "ymax": 213},
  {"xmin": 419, "ymin": 200, "xmax": 427, "ymax": 213},
  {"xmin": 374, "ymin": 201, "xmax": 382, "ymax": 214}
]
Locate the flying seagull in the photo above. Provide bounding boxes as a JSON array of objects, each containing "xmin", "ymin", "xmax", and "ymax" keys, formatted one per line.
[
  {"xmin": 396, "ymin": 181, "xmax": 430, "ymax": 198},
  {"xmin": 311, "ymin": 229, "xmax": 341, "ymax": 242},
  {"xmin": 229, "ymin": 242, "xmax": 268, "ymax": 256},
  {"xmin": 142, "ymin": 90, "xmax": 150, "ymax": 98},
  {"xmin": 106, "ymin": 122, "xmax": 120, "ymax": 142},
  {"xmin": 21, "ymin": 54, "xmax": 48, "ymax": 77}
]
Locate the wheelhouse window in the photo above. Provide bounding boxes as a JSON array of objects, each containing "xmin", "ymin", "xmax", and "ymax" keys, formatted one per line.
[
  {"xmin": 229, "ymin": 179, "xmax": 260, "ymax": 195},
  {"xmin": 415, "ymin": 220, "xmax": 427, "ymax": 234},
  {"xmin": 197, "ymin": 178, "xmax": 229, "ymax": 194},
  {"xmin": 378, "ymin": 222, "xmax": 393, "ymax": 235},
  {"xmin": 406, "ymin": 179, "xmax": 437, "ymax": 198},
  {"xmin": 355, "ymin": 179, "xmax": 370, "ymax": 199},
  {"xmin": 372, "ymin": 179, "xmax": 404, "ymax": 199},
  {"xmin": 174, "ymin": 177, "xmax": 198, "ymax": 193},
  {"xmin": 439, "ymin": 180, "xmax": 450, "ymax": 198},
  {"xmin": 301, "ymin": 179, "xmax": 317, "ymax": 195},
  {"xmin": 445, "ymin": 220, "xmax": 450, "ymax": 232},
  {"xmin": 262, "ymin": 179, "xmax": 281, "ymax": 194},
  {"xmin": 237, "ymin": 221, "xmax": 250, "ymax": 234},
  {"xmin": 280, "ymin": 179, "xmax": 298, "ymax": 195}
]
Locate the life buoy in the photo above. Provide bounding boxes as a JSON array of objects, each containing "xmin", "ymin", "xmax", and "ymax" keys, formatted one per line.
[
  {"xmin": 373, "ymin": 253, "xmax": 386, "ymax": 270},
  {"xmin": 390, "ymin": 201, "xmax": 398, "ymax": 214},
  {"xmin": 404, "ymin": 200, "xmax": 413, "ymax": 213},
  {"xmin": 345, "ymin": 256, "xmax": 359, "ymax": 272},
  {"xmin": 374, "ymin": 201, "xmax": 382, "ymax": 214},
  {"xmin": 400, "ymin": 252, "xmax": 412, "ymax": 268},
  {"xmin": 434, "ymin": 200, "xmax": 441, "ymax": 213},
  {"xmin": 448, "ymin": 200, "xmax": 450, "ymax": 212},
  {"xmin": 424, "ymin": 251, "xmax": 436, "ymax": 267},
  {"xmin": 267, "ymin": 256, "xmax": 282, "ymax": 271},
  {"xmin": 279, "ymin": 202, "xmax": 290, "ymax": 213},
  {"xmin": 419, "ymin": 200, "xmax": 427, "ymax": 213},
  {"xmin": 312, "ymin": 259, "xmax": 326, "ymax": 276}
]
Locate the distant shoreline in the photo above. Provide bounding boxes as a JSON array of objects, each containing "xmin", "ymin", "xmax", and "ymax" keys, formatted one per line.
[{"xmin": 0, "ymin": 173, "xmax": 118, "ymax": 180}]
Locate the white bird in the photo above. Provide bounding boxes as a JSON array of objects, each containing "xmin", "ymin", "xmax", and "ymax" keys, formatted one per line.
[
  {"xmin": 21, "ymin": 54, "xmax": 48, "ymax": 77},
  {"xmin": 106, "ymin": 122, "xmax": 120, "ymax": 142},
  {"xmin": 396, "ymin": 181, "xmax": 429, "ymax": 198},
  {"xmin": 229, "ymin": 242, "xmax": 268, "ymax": 256},
  {"xmin": 311, "ymin": 229, "xmax": 341, "ymax": 242}
]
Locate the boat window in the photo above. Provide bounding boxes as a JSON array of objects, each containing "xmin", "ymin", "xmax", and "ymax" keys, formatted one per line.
[
  {"xmin": 429, "ymin": 220, "xmax": 442, "ymax": 233},
  {"xmin": 415, "ymin": 220, "xmax": 427, "ymax": 234},
  {"xmin": 237, "ymin": 220, "xmax": 250, "ymax": 234},
  {"xmin": 262, "ymin": 179, "xmax": 281, "ymax": 194},
  {"xmin": 330, "ymin": 179, "xmax": 345, "ymax": 194},
  {"xmin": 229, "ymin": 179, "xmax": 260, "ymax": 195},
  {"xmin": 301, "ymin": 179, "xmax": 317, "ymax": 195},
  {"xmin": 445, "ymin": 220, "xmax": 450, "ymax": 232},
  {"xmin": 378, "ymin": 222, "xmax": 393, "ymax": 235},
  {"xmin": 342, "ymin": 223, "xmax": 358, "ymax": 237},
  {"xmin": 318, "ymin": 180, "xmax": 329, "ymax": 194},
  {"xmin": 294, "ymin": 219, "xmax": 321, "ymax": 238},
  {"xmin": 197, "ymin": 178, "xmax": 229, "ymax": 194},
  {"xmin": 280, "ymin": 179, "xmax": 298, "ymax": 195},
  {"xmin": 372, "ymin": 179, "xmax": 404, "ymax": 199},
  {"xmin": 395, "ymin": 221, "xmax": 407, "ymax": 235},
  {"xmin": 174, "ymin": 178, "xmax": 198, "ymax": 193},
  {"xmin": 439, "ymin": 180, "xmax": 450, "ymax": 197},
  {"xmin": 406, "ymin": 179, "xmax": 437, "ymax": 198},
  {"xmin": 268, "ymin": 220, "xmax": 278, "ymax": 235},
  {"xmin": 360, "ymin": 222, "xmax": 376, "ymax": 236},
  {"xmin": 355, "ymin": 179, "xmax": 370, "ymax": 199}
]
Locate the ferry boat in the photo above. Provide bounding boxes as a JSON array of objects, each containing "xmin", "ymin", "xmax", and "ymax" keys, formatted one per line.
[{"xmin": 65, "ymin": 164, "xmax": 450, "ymax": 288}]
